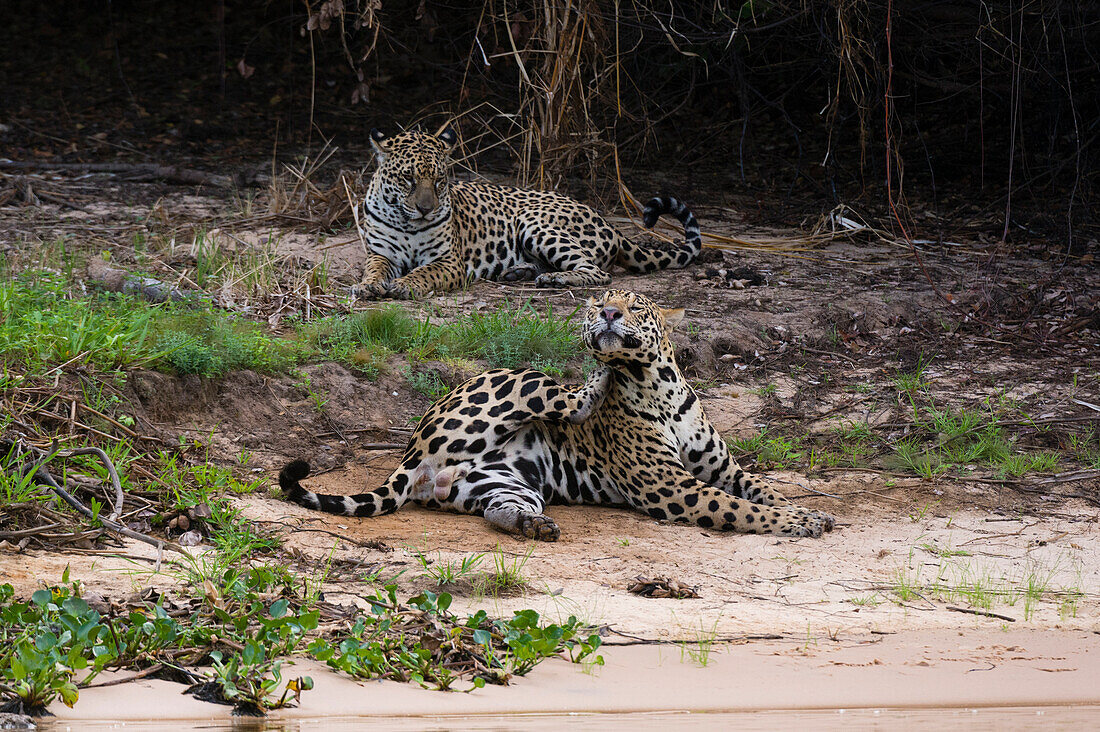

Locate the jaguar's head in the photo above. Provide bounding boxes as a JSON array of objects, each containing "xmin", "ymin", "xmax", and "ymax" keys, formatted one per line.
[
  {"xmin": 581, "ymin": 289, "xmax": 684, "ymax": 366},
  {"xmin": 369, "ymin": 128, "xmax": 457, "ymax": 222}
]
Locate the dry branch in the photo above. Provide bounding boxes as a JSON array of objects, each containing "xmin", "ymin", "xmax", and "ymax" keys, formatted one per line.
[
  {"xmin": 2, "ymin": 439, "xmax": 182, "ymax": 556},
  {"xmin": 946, "ymin": 605, "xmax": 1016, "ymax": 623},
  {"xmin": 0, "ymin": 161, "xmax": 237, "ymax": 188},
  {"xmin": 86, "ymin": 257, "xmax": 192, "ymax": 303}
]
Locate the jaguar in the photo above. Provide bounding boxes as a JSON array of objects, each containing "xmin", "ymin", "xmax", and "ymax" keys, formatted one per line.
[
  {"xmin": 353, "ymin": 128, "xmax": 701, "ymax": 298},
  {"xmin": 281, "ymin": 290, "xmax": 835, "ymax": 540}
]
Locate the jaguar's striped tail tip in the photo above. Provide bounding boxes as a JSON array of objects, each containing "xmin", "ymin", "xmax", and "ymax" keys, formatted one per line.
[
  {"xmin": 642, "ymin": 194, "xmax": 698, "ymax": 232},
  {"xmin": 279, "ymin": 459, "xmax": 312, "ymax": 493},
  {"xmin": 641, "ymin": 196, "xmax": 669, "ymax": 229}
]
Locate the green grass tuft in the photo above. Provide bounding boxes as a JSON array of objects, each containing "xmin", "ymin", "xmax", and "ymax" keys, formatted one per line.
[{"xmin": 445, "ymin": 300, "xmax": 578, "ymax": 370}]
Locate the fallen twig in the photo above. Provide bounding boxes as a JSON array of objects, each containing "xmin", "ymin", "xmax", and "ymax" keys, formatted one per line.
[
  {"xmin": 946, "ymin": 605, "xmax": 1016, "ymax": 622},
  {"xmin": 0, "ymin": 160, "xmax": 237, "ymax": 188},
  {"xmin": 0, "ymin": 522, "xmax": 64, "ymax": 540},
  {"xmin": 51, "ymin": 445, "xmax": 125, "ymax": 522},
  {"xmin": 797, "ymin": 345, "xmax": 859, "ymax": 365},
  {"xmin": 1031, "ymin": 469, "xmax": 1100, "ymax": 486},
  {"xmin": 81, "ymin": 663, "xmax": 165, "ymax": 689},
  {"xmin": 602, "ymin": 628, "xmax": 783, "ymax": 646}
]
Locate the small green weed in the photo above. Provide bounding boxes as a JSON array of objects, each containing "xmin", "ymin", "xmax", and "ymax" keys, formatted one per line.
[
  {"xmin": 891, "ymin": 566, "xmax": 925, "ymax": 603},
  {"xmin": 919, "ymin": 542, "xmax": 971, "ymax": 558},
  {"xmin": 0, "ymin": 449, "xmax": 44, "ymax": 504},
  {"xmin": 208, "ymin": 645, "xmax": 313, "ymax": 715},
  {"xmin": 727, "ymin": 430, "xmax": 804, "ymax": 470},
  {"xmin": 998, "ymin": 451, "xmax": 1059, "ymax": 478},
  {"xmin": 847, "ymin": 594, "xmax": 882, "ymax": 607},
  {"xmin": 751, "ymin": 383, "xmax": 778, "ymax": 397},
  {"xmin": 405, "ymin": 367, "xmax": 450, "ymax": 400},
  {"xmin": 892, "ymin": 355, "xmax": 931, "ymax": 395},
  {"xmin": 679, "ymin": 619, "xmax": 719, "ymax": 667},
  {"xmin": 892, "ymin": 438, "xmax": 946, "ymax": 479},
  {"xmin": 291, "ymin": 370, "xmax": 329, "ymax": 413},
  {"xmin": 727, "ymin": 432, "xmax": 766, "ymax": 455},
  {"xmin": 476, "ymin": 544, "xmax": 534, "ymax": 597},
  {"xmin": 413, "ymin": 550, "xmax": 486, "ymax": 588},
  {"xmin": 1068, "ymin": 430, "xmax": 1100, "ymax": 469}
]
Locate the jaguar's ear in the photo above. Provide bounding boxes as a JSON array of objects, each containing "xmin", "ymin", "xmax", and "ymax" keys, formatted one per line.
[
  {"xmin": 370, "ymin": 128, "xmax": 391, "ymax": 161},
  {"xmin": 436, "ymin": 126, "xmax": 458, "ymax": 152},
  {"xmin": 586, "ymin": 296, "xmax": 597, "ymax": 308},
  {"xmin": 660, "ymin": 307, "xmax": 686, "ymax": 330}
]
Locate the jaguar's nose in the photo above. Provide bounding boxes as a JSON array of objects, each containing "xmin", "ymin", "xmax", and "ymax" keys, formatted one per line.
[{"xmin": 600, "ymin": 306, "xmax": 622, "ymax": 323}]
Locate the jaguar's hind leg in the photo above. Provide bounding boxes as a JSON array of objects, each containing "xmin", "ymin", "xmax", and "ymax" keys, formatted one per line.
[
  {"xmin": 456, "ymin": 469, "xmax": 559, "ymax": 541},
  {"xmin": 484, "ymin": 489, "xmax": 559, "ymax": 541},
  {"xmin": 519, "ymin": 230, "xmax": 613, "ymax": 289}
]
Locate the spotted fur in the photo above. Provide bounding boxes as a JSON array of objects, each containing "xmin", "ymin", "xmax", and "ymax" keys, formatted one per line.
[
  {"xmin": 281, "ymin": 291, "xmax": 834, "ymax": 540},
  {"xmin": 352, "ymin": 129, "xmax": 701, "ymax": 299}
]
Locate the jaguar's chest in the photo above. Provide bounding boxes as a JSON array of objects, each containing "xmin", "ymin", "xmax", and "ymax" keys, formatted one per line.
[{"xmin": 362, "ymin": 199, "xmax": 452, "ymax": 269}]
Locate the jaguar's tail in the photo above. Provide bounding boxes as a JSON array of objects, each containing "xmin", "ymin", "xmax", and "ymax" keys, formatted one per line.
[
  {"xmin": 616, "ymin": 194, "xmax": 702, "ymax": 273},
  {"xmin": 279, "ymin": 459, "xmax": 406, "ymax": 517}
]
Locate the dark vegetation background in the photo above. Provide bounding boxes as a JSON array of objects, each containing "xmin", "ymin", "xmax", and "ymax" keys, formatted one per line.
[{"xmin": 1, "ymin": 1, "xmax": 1096, "ymax": 249}]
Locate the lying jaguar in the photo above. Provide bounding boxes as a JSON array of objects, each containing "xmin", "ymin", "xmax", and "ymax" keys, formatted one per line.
[
  {"xmin": 281, "ymin": 290, "xmax": 835, "ymax": 540},
  {"xmin": 352, "ymin": 127, "xmax": 701, "ymax": 299}
]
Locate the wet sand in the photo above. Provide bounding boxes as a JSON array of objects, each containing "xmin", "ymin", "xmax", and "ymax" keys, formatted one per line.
[
  {"xmin": 48, "ymin": 628, "xmax": 1100, "ymax": 722},
  {"xmin": 36, "ymin": 708, "xmax": 1100, "ymax": 732}
]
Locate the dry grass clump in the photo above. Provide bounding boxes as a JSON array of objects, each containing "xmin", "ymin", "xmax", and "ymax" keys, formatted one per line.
[{"xmin": 264, "ymin": 141, "xmax": 368, "ymax": 232}]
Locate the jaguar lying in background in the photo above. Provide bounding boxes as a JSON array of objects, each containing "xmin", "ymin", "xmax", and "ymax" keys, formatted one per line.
[
  {"xmin": 352, "ymin": 128, "xmax": 701, "ymax": 298},
  {"xmin": 281, "ymin": 289, "xmax": 835, "ymax": 540}
]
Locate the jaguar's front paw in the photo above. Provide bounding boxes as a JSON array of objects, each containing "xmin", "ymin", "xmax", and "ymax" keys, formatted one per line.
[
  {"xmin": 385, "ymin": 279, "xmax": 425, "ymax": 300},
  {"xmin": 809, "ymin": 509, "xmax": 836, "ymax": 533},
  {"xmin": 347, "ymin": 281, "xmax": 391, "ymax": 300},
  {"xmin": 520, "ymin": 514, "xmax": 560, "ymax": 541},
  {"xmin": 533, "ymin": 272, "xmax": 565, "ymax": 288},
  {"xmin": 776, "ymin": 508, "xmax": 836, "ymax": 538}
]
